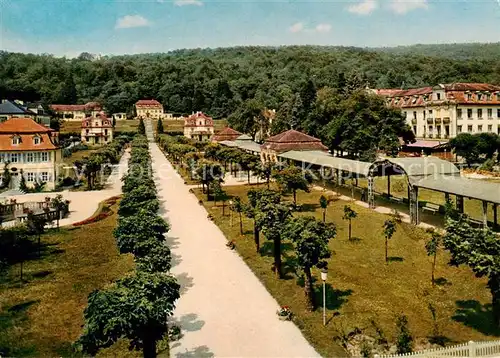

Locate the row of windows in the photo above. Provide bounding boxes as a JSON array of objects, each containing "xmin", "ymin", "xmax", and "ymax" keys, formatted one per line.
[
  {"xmin": 457, "ymin": 124, "xmax": 500, "ymax": 134},
  {"xmin": 24, "ymin": 171, "xmax": 51, "ymax": 182},
  {"xmin": 0, "ymin": 152, "xmax": 50, "ymax": 163},
  {"xmin": 458, "ymin": 108, "xmax": 500, "ymax": 119}
]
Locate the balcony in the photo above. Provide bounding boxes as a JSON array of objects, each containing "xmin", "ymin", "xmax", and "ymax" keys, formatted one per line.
[
  {"xmin": 435, "ymin": 118, "xmax": 442, "ymax": 124},
  {"xmin": 411, "ymin": 118, "xmax": 417, "ymax": 125},
  {"xmin": 426, "ymin": 117, "xmax": 434, "ymax": 124},
  {"xmin": 443, "ymin": 117, "xmax": 450, "ymax": 124}
]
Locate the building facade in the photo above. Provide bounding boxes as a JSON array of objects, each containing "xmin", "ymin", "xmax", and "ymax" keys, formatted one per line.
[
  {"xmin": 0, "ymin": 118, "xmax": 61, "ymax": 190},
  {"xmin": 372, "ymin": 83, "xmax": 500, "ymax": 139},
  {"xmin": 183, "ymin": 111, "xmax": 214, "ymax": 141},
  {"xmin": 81, "ymin": 114, "xmax": 113, "ymax": 145},
  {"xmin": 135, "ymin": 99, "xmax": 164, "ymax": 119},
  {"xmin": 50, "ymin": 102, "xmax": 103, "ymax": 121}
]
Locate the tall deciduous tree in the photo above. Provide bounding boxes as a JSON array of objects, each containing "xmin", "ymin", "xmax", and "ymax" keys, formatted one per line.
[
  {"xmin": 444, "ymin": 215, "xmax": 500, "ymax": 327},
  {"xmin": 450, "ymin": 133, "xmax": 480, "ymax": 166},
  {"xmin": 256, "ymin": 201, "xmax": 291, "ymax": 279},
  {"xmin": 195, "ymin": 161, "xmax": 224, "ymax": 201},
  {"xmin": 273, "ymin": 166, "xmax": 311, "ymax": 207},
  {"xmin": 285, "ymin": 216, "xmax": 335, "ymax": 310},
  {"xmin": 78, "ymin": 272, "xmax": 180, "ymax": 358}
]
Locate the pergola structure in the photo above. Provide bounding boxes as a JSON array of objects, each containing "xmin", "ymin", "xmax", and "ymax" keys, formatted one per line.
[
  {"xmin": 219, "ymin": 134, "xmax": 261, "ymax": 155},
  {"xmin": 276, "ymin": 150, "xmax": 500, "ymax": 228}
]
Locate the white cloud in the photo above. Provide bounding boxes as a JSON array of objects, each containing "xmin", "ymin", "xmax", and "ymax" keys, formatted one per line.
[
  {"xmin": 315, "ymin": 23, "xmax": 332, "ymax": 33},
  {"xmin": 174, "ymin": 0, "xmax": 203, "ymax": 6},
  {"xmin": 347, "ymin": 0, "xmax": 378, "ymax": 15},
  {"xmin": 389, "ymin": 0, "xmax": 428, "ymax": 14},
  {"xmin": 115, "ymin": 15, "xmax": 150, "ymax": 29},
  {"xmin": 289, "ymin": 22, "xmax": 304, "ymax": 33}
]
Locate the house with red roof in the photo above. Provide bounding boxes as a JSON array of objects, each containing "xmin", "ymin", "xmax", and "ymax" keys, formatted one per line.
[
  {"xmin": 50, "ymin": 102, "xmax": 103, "ymax": 121},
  {"xmin": 183, "ymin": 111, "xmax": 214, "ymax": 141},
  {"xmin": 81, "ymin": 113, "xmax": 113, "ymax": 145},
  {"xmin": 0, "ymin": 118, "xmax": 61, "ymax": 190},
  {"xmin": 371, "ymin": 83, "xmax": 500, "ymax": 139},
  {"xmin": 135, "ymin": 99, "xmax": 164, "ymax": 120},
  {"xmin": 260, "ymin": 129, "xmax": 328, "ymax": 162}
]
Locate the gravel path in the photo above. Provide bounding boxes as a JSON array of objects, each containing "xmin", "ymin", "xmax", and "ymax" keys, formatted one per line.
[{"xmin": 147, "ymin": 129, "xmax": 319, "ymax": 357}]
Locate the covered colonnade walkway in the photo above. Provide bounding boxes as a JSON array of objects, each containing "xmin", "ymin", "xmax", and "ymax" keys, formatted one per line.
[{"xmin": 277, "ymin": 151, "xmax": 500, "ymax": 229}]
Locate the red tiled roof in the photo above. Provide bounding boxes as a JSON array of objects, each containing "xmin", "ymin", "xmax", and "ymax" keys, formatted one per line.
[
  {"xmin": 211, "ymin": 127, "xmax": 242, "ymax": 142},
  {"xmin": 0, "ymin": 118, "xmax": 53, "ymax": 133},
  {"xmin": 262, "ymin": 129, "xmax": 328, "ymax": 153},
  {"xmin": 136, "ymin": 99, "xmax": 162, "ymax": 107},
  {"xmin": 0, "ymin": 118, "xmax": 57, "ymax": 151},
  {"xmin": 376, "ymin": 83, "xmax": 500, "ymax": 108}
]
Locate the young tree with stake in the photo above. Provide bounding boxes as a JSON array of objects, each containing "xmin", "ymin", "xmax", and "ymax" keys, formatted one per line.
[
  {"xmin": 342, "ymin": 205, "xmax": 357, "ymax": 241},
  {"xmin": 319, "ymin": 195, "xmax": 329, "ymax": 223},
  {"xmin": 383, "ymin": 219, "xmax": 397, "ymax": 263},
  {"xmin": 425, "ymin": 230, "xmax": 442, "ymax": 286}
]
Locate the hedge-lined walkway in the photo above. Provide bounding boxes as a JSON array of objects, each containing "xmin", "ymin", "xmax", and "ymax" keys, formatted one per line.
[{"xmin": 147, "ymin": 142, "xmax": 319, "ymax": 356}]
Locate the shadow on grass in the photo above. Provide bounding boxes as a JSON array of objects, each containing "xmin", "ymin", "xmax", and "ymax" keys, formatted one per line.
[
  {"xmin": 175, "ymin": 345, "xmax": 214, "ymax": 357},
  {"xmin": 30, "ymin": 270, "xmax": 52, "ymax": 279},
  {"xmin": 428, "ymin": 335, "xmax": 454, "ymax": 346},
  {"xmin": 349, "ymin": 237, "xmax": 362, "ymax": 243},
  {"xmin": 300, "ymin": 203, "xmax": 319, "ymax": 212},
  {"xmin": 0, "ymin": 300, "xmax": 39, "ymax": 357},
  {"xmin": 314, "ymin": 285, "xmax": 353, "ymax": 311},
  {"xmin": 434, "ymin": 277, "xmax": 451, "ymax": 286},
  {"xmin": 387, "ymin": 256, "xmax": 404, "ymax": 263},
  {"xmin": 452, "ymin": 300, "xmax": 500, "ymax": 336}
]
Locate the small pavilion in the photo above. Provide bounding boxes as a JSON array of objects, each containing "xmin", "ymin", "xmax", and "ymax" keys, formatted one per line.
[
  {"xmin": 261, "ymin": 129, "xmax": 328, "ymax": 162},
  {"xmin": 212, "ymin": 127, "xmax": 242, "ymax": 142},
  {"xmin": 219, "ymin": 134, "xmax": 261, "ymax": 155}
]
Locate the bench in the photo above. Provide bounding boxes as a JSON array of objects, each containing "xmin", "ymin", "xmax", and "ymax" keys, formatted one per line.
[
  {"xmin": 422, "ymin": 203, "xmax": 440, "ymax": 214},
  {"xmin": 390, "ymin": 196, "xmax": 404, "ymax": 204}
]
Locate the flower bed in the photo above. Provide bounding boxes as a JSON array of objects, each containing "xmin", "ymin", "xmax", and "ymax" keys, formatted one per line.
[{"xmin": 276, "ymin": 306, "xmax": 292, "ymax": 321}]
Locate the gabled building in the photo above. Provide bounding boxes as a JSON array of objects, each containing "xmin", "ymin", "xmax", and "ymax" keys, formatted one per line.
[
  {"xmin": 260, "ymin": 129, "xmax": 328, "ymax": 162},
  {"xmin": 0, "ymin": 118, "xmax": 61, "ymax": 190},
  {"xmin": 50, "ymin": 102, "xmax": 103, "ymax": 121},
  {"xmin": 371, "ymin": 83, "xmax": 500, "ymax": 139},
  {"xmin": 81, "ymin": 113, "xmax": 113, "ymax": 145},
  {"xmin": 183, "ymin": 111, "xmax": 214, "ymax": 141},
  {"xmin": 135, "ymin": 99, "xmax": 164, "ymax": 119},
  {"xmin": 211, "ymin": 127, "xmax": 242, "ymax": 142},
  {"xmin": 0, "ymin": 100, "xmax": 37, "ymax": 121}
]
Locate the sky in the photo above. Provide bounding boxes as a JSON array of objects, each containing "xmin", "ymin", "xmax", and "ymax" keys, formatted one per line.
[{"xmin": 1, "ymin": 0, "xmax": 499, "ymax": 57}]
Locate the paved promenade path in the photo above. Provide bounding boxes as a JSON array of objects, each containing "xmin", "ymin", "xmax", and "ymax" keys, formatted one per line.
[{"xmin": 147, "ymin": 125, "xmax": 319, "ymax": 357}]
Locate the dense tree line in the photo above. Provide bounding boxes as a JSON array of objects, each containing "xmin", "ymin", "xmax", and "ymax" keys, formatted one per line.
[{"xmin": 1, "ymin": 45, "xmax": 500, "ymax": 119}]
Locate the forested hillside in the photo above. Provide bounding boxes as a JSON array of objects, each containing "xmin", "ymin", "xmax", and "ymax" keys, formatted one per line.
[
  {"xmin": 1, "ymin": 45, "xmax": 500, "ymax": 118},
  {"xmin": 378, "ymin": 42, "xmax": 500, "ymax": 61}
]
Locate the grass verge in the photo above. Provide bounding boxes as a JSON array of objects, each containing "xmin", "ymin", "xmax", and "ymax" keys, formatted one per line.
[
  {"xmin": 193, "ymin": 184, "xmax": 495, "ymax": 357},
  {"xmin": 0, "ymin": 198, "xmax": 137, "ymax": 357}
]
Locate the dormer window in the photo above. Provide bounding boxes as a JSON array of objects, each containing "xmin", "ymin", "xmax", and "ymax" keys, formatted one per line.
[
  {"xmin": 467, "ymin": 93, "xmax": 472, "ymax": 101},
  {"xmin": 436, "ymin": 93, "xmax": 441, "ymax": 100},
  {"xmin": 477, "ymin": 93, "xmax": 483, "ymax": 101},
  {"xmin": 33, "ymin": 136, "xmax": 41, "ymax": 145},
  {"xmin": 12, "ymin": 136, "xmax": 21, "ymax": 145}
]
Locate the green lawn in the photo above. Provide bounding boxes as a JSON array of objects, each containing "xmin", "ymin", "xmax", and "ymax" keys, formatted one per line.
[
  {"xmin": 0, "ymin": 198, "xmax": 139, "ymax": 357},
  {"xmin": 193, "ymin": 184, "xmax": 495, "ymax": 357}
]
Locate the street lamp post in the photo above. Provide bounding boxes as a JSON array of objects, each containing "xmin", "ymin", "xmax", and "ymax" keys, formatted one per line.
[
  {"xmin": 229, "ymin": 200, "xmax": 233, "ymax": 227},
  {"xmin": 321, "ymin": 267, "xmax": 328, "ymax": 326}
]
